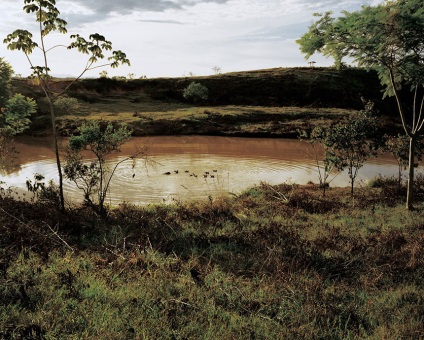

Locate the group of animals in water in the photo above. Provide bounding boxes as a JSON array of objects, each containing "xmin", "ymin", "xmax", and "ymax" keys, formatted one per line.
[{"xmin": 163, "ymin": 169, "xmax": 218, "ymax": 179}]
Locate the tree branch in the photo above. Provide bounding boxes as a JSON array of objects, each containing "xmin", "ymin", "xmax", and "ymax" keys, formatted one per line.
[{"xmin": 389, "ymin": 68, "xmax": 411, "ymax": 136}]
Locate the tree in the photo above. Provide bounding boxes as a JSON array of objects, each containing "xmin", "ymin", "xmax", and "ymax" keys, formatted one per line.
[
  {"xmin": 324, "ymin": 105, "xmax": 379, "ymax": 197},
  {"xmin": 0, "ymin": 58, "xmax": 36, "ymax": 174},
  {"xmin": 212, "ymin": 66, "xmax": 222, "ymax": 75},
  {"xmin": 0, "ymin": 57, "xmax": 13, "ymax": 108},
  {"xmin": 4, "ymin": 0, "xmax": 130, "ymax": 211},
  {"xmin": 3, "ymin": 94, "xmax": 37, "ymax": 134},
  {"xmin": 296, "ymin": 0, "xmax": 424, "ymax": 209},
  {"xmin": 64, "ymin": 122, "xmax": 145, "ymax": 214},
  {"xmin": 99, "ymin": 70, "xmax": 108, "ymax": 78}
]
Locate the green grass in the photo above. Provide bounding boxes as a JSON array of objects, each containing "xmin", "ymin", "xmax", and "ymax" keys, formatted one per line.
[{"xmin": 1, "ymin": 182, "xmax": 423, "ymax": 339}]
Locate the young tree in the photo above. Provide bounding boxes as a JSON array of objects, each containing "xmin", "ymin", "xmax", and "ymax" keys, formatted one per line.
[
  {"xmin": 325, "ymin": 105, "xmax": 379, "ymax": 197},
  {"xmin": 296, "ymin": 0, "xmax": 424, "ymax": 209},
  {"xmin": 4, "ymin": 0, "xmax": 130, "ymax": 211},
  {"xmin": 300, "ymin": 126, "xmax": 338, "ymax": 197},
  {"xmin": 64, "ymin": 122, "xmax": 145, "ymax": 214}
]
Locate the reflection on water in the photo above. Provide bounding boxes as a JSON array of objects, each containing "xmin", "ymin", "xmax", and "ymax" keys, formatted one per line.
[{"xmin": 0, "ymin": 135, "xmax": 418, "ymax": 205}]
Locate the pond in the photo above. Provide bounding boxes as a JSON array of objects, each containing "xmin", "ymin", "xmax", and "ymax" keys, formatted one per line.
[{"xmin": 0, "ymin": 135, "xmax": 414, "ymax": 205}]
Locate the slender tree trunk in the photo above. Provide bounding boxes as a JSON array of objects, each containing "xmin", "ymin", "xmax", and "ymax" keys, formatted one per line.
[
  {"xmin": 406, "ymin": 136, "xmax": 416, "ymax": 210},
  {"xmin": 48, "ymin": 99, "xmax": 65, "ymax": 211}
]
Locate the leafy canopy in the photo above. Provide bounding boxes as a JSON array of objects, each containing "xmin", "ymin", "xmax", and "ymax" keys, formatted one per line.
[
  {"xmin": 297, "ymin": 1, "xmax": 423, "ymax": 208},
  {"xmin": 69, "ymin": 122, "xmax": 131, "ymax": 159},
  {"xmin": 296, "ymin": 0, "xmax": 424, "ymax": 98}
]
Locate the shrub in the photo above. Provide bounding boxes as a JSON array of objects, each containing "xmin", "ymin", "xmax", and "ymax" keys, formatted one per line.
[
  {"xmin": 183, "ymin": 82, "xmax": 209, "ymax": 103},
  {"xmin": 367, "ymin": 175, "xmax": 398, "ymax": 188},
  {"xmin": 53, "ymin": 96, "xmax": 80, "ymax": 115}
]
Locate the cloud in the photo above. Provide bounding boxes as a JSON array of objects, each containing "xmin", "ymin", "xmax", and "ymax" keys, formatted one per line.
[
  {"xmin": 138, "ymin": 19, "xmax": 185, "ymax": 25},
  {"xmin": 239, "ymin": 22, "xmax": 312, "ymax": 42},
  {"xmin": 58, "ymin": 0, "xmax": 232, "ymax": 26},
  {"xmin": 69, "ymin": 0, "xmax": 230, "ymax": 15},
  {"xmin": 70, "ymin": 0, "xmax": 181, "ymax": 14}
]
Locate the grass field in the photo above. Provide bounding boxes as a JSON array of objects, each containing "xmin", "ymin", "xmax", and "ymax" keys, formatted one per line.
[{"xmin": 1, "ymin": 180, "xmax": 423, "ymax": 339}]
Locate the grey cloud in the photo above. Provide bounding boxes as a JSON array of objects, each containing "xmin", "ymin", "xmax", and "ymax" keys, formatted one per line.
[
  {"xmin": 63, "ymin": 0, "xmax": 231, "ymax": 25},
  {"xmin": 71, "ymin": 0, "xmax": 182, "ymax": 14},
  {"xmin": 70, "ymin": 0, "xmax": 231, "ymax": 15}
]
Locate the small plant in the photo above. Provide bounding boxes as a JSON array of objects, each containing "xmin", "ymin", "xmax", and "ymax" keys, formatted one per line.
[
  {"xmin": 26, "ymin": 173, "xmax": 59, "ymax": 204},
  {"xmin": 183, "ymin": 82, "xmax": 209, "ymax": 103}
]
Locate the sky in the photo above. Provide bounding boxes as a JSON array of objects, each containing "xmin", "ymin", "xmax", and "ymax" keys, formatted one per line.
[{"xmin": 1, "ymin": 0, "xmax": 384, "ymax": 79}]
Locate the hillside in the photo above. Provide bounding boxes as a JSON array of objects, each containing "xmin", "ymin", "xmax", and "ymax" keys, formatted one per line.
[
  {"xmin": 11, "ymin": 67, "xmax": 401, "ymax": 137},
  {"xmin": 65, "ymin": 67, "xmax": 394, "ymax": 109}
]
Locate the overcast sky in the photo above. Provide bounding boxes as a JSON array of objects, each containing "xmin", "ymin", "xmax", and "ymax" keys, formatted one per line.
[{"xmin": 1, "ymin": 0, "xmax": 384, "ymax": 78}]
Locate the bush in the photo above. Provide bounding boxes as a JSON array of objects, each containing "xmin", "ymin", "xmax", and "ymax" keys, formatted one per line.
[
  {"xmin": 2, "ymin": 93, "xmax": 36, "ymax": 134},
  {"xmin": 367, "ymin": 175, "xmax": 399, "ymax": 188},
  {"xmin": 53, "ymin": 96, "xmax": 80, "ymax": 115},
  {"xmin": 183, "ymin": 82, "xmax": 209, "ymax": 103}
]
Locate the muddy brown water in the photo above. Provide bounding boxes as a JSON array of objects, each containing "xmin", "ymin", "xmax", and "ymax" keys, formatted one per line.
[{"xmin": 1, "ymin": 135, "xmax": 412, "ymax": 205}]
